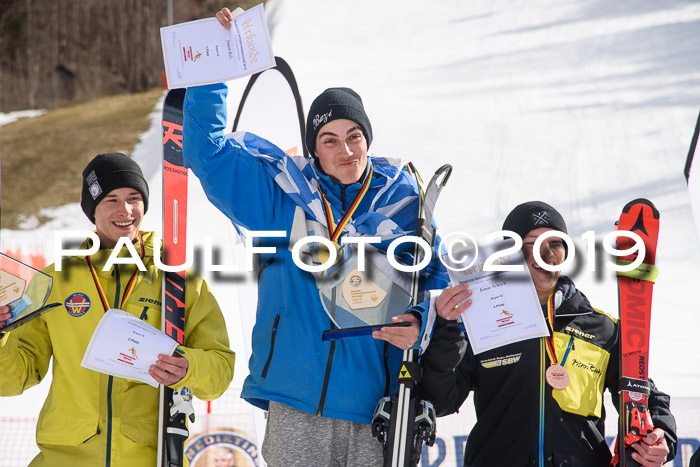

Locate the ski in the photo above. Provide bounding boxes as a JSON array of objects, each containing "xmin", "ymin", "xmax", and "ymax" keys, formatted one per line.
[
  {"xmin": 684, "ymin": 110, "xmax": 700, "ymax": 245},
  {"xmin": 611, "ymin": 198, "xmax": 660, "ymax": 467},
  {"xmin": 232, "ymin": 56, "xmax": 308, "ymax": 159},
  {"xmin": 157, "ymin": 88, "xmax": 194, "ymax": 467},
  {"xmin": 683, "ymin": 109, "xmax": 700, "ymax": 183},
  {"xmin": 372, "ymin": 163, "xmax": 452, "ymax": 467}
]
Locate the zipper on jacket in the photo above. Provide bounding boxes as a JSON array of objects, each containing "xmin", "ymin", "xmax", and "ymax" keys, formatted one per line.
[
  {"xmin": 106, "ymin": 375, "xmax": 114, "ymax": 466},
  {"xmin": 316, "ymin": 336, "xmax": 336, "ymax": 416},
  {"xmin": 257, "ymin": 257, "xmax": 275, "ymax": 281},
  {"xmin": 82, "ymin": 428, "xmax": 100, "ymax": 444},
  {"xmin": 112, "ymin": 265, "xmax": 122, "ymax": 308},
  {"xmin": 382, "ymin": 342, "xmax": 391, "ymax": 396},
  {"xmin": 261, "ymin": 314, "xmax": 281, "ymax": 378},
  {"xmin": 340, "ymin": 185, "xmax": 347, "ymax": 209},
  {"xmin": 538, "ymin": 338, "xmax": 545, "ymax": 467},
  {"xmin": 105, "ymin": 265, "xmax": 121, "ymax": 467}
]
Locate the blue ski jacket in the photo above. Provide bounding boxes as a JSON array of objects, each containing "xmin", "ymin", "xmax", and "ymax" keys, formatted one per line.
[{"xmin": 183, "ymin": 82, "xmax": 448, "ymax": 424}]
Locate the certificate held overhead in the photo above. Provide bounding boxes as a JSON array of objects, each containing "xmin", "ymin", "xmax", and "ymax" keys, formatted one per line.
[{"xmin": 160, "ymin": 3, "xmax": 275, "ymax": 89}]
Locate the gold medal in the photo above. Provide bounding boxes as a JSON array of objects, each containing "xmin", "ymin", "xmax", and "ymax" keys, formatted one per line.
[
  {"xmin": 317, "ymin": 166, "xmax": 374, "ymax": 267},
  {"xmin": 318, "ymin": 241, "xmax": 341, "ymax": 264},
  {"xmin": 545, "ymin": 364, "xmax": 570, "ymax": 390}
]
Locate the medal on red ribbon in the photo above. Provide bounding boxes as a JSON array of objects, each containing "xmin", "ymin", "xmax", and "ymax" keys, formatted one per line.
[
  {"xmin": 543, "ymin": 294, "xmax": 574, "ymax": 390},
  {"xmin": 545, "ymin": 363, "xmax": 570, "ymax": 390},
  {"xmin": 87, "ymin": 233, "xmax": 144, "ymax": 311},
  {"xmin": 317, "ymin": 165, "xmax": 373, "ymax": 264}
]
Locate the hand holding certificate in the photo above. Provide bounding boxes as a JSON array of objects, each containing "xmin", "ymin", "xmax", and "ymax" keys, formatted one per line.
[
  {"xmin": 443, "ymin": 239, "xmax": 549, "ymax": 354},
  {"xmin": 160, "ymin": 3, "xmax": 275, "ymax": 89},
  {"xmin": 81, "ymin": 309, "xmax": 179, "ymax": 387}
]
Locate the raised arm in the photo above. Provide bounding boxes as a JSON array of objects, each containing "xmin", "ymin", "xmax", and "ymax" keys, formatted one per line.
[{"xmin": 183, "ymin": 83, "xmax": 289, "ymax": 231}]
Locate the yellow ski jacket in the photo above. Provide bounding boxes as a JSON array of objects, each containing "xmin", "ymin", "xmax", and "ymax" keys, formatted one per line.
[{"xmin": 0, "ymin": 231, "xmax": 235, "ymax": 466}]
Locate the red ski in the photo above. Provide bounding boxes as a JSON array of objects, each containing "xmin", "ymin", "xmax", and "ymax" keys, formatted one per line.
[
  {"xmin": 157, "ymin": 88, "xmax": 193, "ymax": 467},
  {"xmin": 612, "ymin": 198, "xmax": 660, "ymax": 467}
]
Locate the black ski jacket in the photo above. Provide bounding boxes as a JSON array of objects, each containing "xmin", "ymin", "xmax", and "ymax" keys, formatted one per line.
[{"xmin": 418, "ymin": 277, "xmax": 677, "ymax": 467}]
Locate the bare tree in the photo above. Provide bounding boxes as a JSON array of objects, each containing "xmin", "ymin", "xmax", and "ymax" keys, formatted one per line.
[{"xmin": 1, "ymin": 0, "xmax": 266, "ymax": 111}]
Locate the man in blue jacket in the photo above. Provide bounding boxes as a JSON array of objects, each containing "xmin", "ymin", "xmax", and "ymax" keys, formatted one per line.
[{"xmin": 182, "ymin": 8, "xmax": 455, "ymax": 466}]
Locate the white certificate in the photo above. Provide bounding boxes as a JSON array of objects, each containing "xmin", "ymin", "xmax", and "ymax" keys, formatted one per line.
[
  {"xmin": 160, "ymin": 3, "xmax": 275, "ymax": 89},
  {"xmin": 443, "ymin": 239, "xmax": 549, "ymax": 354},
  {"xmin": 81, "ymin": 308, "xmax": 178, "ymax": 387}
]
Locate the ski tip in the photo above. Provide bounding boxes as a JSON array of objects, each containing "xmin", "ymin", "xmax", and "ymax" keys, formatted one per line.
[
  {"xmin": 164, "ymin": 88, "xmax": 187, "ymax": 108},
  {"xmin": 273, "ymin": 56, "xmax": 289, "ymax": 71},
  {"xmin": 621, "ymin": 198, "xmax": 660, "ymax": 219},
  {"xmin": 434, "ymin": 164, "xmax": 453, "ymax": 187}
]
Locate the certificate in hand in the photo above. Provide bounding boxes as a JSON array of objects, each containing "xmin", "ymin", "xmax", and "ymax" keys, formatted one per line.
[
  {"xmin": 443, "ymin": 238, "xmax": 549, "ymax": 354},
  {"xmin": 81, "ymin": 309, "xmax": 178, "ymax": 387},
  {"xmin": 160, "ymin": 3, "xmax": 275, "ymax": 89}
]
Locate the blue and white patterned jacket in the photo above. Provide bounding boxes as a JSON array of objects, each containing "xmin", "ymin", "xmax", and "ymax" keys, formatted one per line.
[{"xmin": 183, "ymin": 82, "xmax": 448, "ymax": 423}]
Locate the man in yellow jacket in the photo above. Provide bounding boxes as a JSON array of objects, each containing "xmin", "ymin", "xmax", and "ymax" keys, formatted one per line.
[{"xmin": 0, "ymin": 152, "xmax": 235, "ymax": 466}]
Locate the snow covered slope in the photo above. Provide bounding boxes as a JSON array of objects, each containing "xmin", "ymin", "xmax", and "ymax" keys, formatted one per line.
[{"xmin": 262, "ymin": 0, "xmax": 700, "ymax": 395}]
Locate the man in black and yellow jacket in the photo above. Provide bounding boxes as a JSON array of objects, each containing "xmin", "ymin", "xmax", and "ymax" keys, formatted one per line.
[
  {"xmin": 419, "ymin": 201, "xmax": 676, "ymax": 467},
  {"xmin": 0, "ymin": 153, "xmax": 235, "ymax": 466}
]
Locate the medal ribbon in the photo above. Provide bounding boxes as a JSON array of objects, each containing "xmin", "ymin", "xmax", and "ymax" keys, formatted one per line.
[
  {"xmin": 318, "ymin": 165, "xmax": 374, "ymax": 244},
  {"xmin": 87, "ymin": 233, "xmax": 145, "ymax": 310},
  {"xmin": 543, "ymin": 293, "xmax": 574, "ymax": 367}
]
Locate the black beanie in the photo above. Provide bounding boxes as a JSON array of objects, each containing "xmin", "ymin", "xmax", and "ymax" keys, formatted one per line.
[
  {"xmin": 305, "ymin": 87, "xmax": 373, "ymax": 157},
  {"xmin": 502, "ymin": 201, "xmax": 567, "ymax": 240},
  {"xmin": 81, "ymin": 152, "xmax": 149, "ymax": 223}
]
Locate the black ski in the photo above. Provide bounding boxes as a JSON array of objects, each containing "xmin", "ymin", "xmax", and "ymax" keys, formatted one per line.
[
  {"xmin": 683, "ymin": 109, "xmax": 700, "ymax": 182},
  {"xmin": 372, "ymin": 163, "xmax": 452, "ymax": 466},
  {"xmin": 231, "ymin": 56, "xmax": 308, "ymax": 159}
]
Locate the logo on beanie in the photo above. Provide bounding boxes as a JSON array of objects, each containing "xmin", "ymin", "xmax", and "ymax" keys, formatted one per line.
[
  {"xmin": 86, "ymin": 170, "xmax": 98, "ymax": 186},
  {"xmin": 86, "ymin": 170, "xmax": 102, "ymax": 200},
  {"xmin": 313, "ymin": 110, "xmax": 333, "ymax": 130},
  {"xmin": 89, "ymin": 182, "xmax": 102, "ymax": 200},
  {"xmin": 531, "ymin": 211, "xmax": 550, "ymax": 226}
]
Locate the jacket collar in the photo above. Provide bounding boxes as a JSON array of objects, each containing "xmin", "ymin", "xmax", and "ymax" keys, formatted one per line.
[
  {"xmin": 78, "ymin": 231, "xmax": 155, "ymax": 274},
  {"xmin": 553, "ymin": 276, "xmax": 594, "ymax": 317},
  {"xmin": 313, "ymin": 156, "xmax": 379, "ymax": 206}
]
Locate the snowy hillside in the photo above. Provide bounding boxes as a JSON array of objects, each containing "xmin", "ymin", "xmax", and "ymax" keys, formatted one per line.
[{"xmin": 264, "ymin": 0, "xmax": 700, "ymax": 396}]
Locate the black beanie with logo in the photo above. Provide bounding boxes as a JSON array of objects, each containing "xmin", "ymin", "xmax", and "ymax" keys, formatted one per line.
[
  {"xmin": 502, "ymin": 201, "xmax": 568, "ymax": 240},
  {"xmin": 80, "ymin": 152, "xmax": 149, "ymax": 223},
  {"xmin": 305, "ymin": 87, "xmax": 373, "ymax": 157}
]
